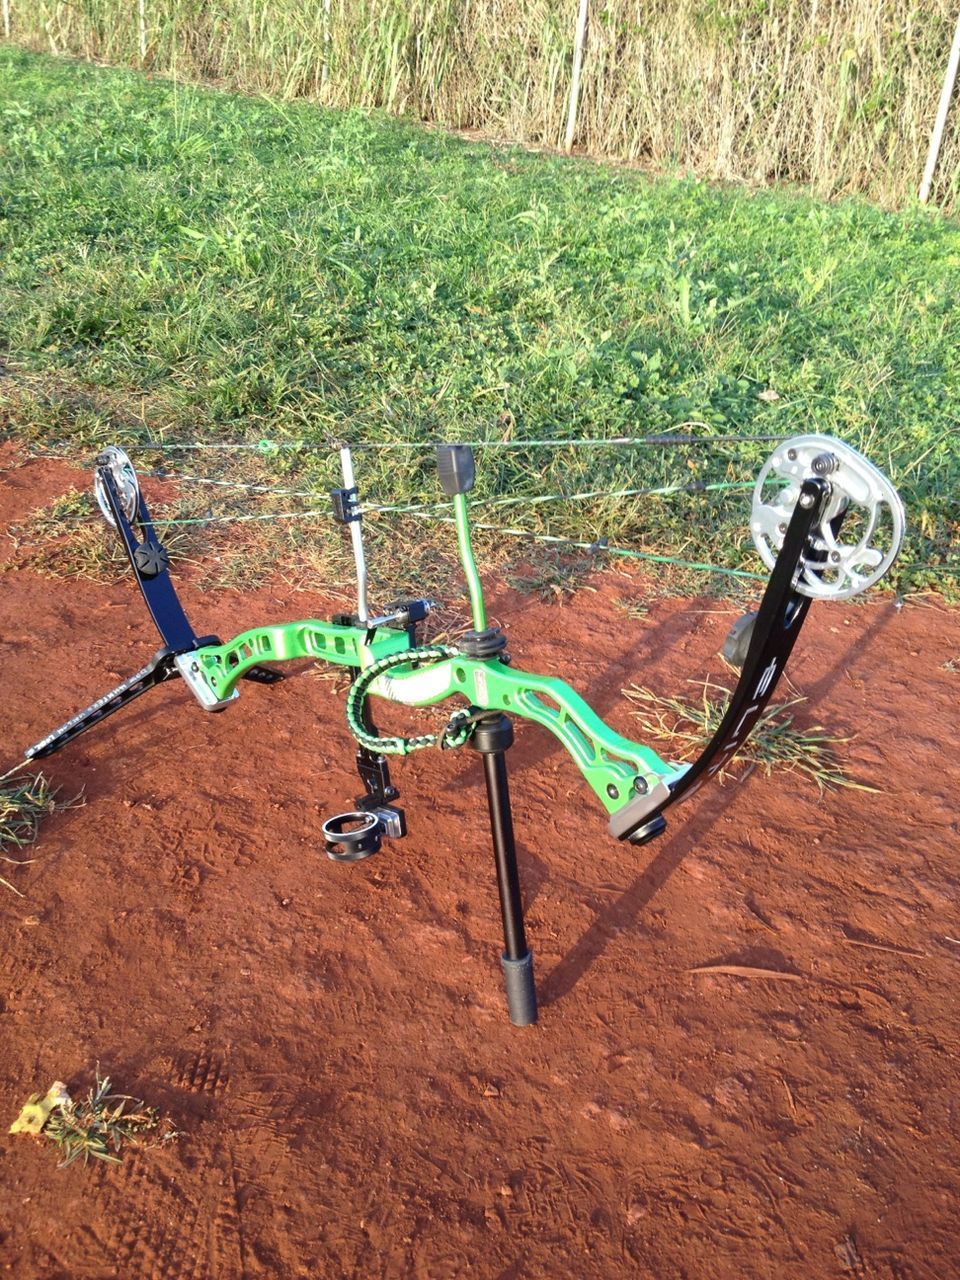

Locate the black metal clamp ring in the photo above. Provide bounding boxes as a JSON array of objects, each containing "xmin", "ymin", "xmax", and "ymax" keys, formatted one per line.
[{"xmin": 321, "ymin": 811, "xmax": 382, "ymax": 862}]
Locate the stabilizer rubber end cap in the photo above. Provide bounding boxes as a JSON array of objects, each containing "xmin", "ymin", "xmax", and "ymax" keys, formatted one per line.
[{"xmin": 502, "ymin": 952, "xmax": 538, "ymax": 1026}]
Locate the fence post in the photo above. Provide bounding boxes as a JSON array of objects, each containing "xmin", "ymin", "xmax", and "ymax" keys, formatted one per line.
[
  {"xmin": 920, "ymin": 13, "xmax": 960, "ymax": 203},
  {"xmin": 3, "ymin": 0, "xmax": 10, "ymax": 41},
  {"xmin": 564, "ymin": 0, "xmax": 589, "ymax": 153},
  {"xmin": 321, "ymin": 0, "xmax": 331, "ymax": 89},
  {"xmin": 137, "ymin": 0, "xmax": 147, "ymax": 62}
]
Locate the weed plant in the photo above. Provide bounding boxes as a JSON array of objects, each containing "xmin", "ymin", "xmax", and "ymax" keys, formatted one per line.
[
  {"xmin": 43, "ymin": 1072, "xmax": 176, "ymax": 1167},
  {"xmin": 10, "ymin": 1072, "xmax": 178, "ymax": 1167},
  {"xmin": 0, "ymin": 771, "xmax": 59, "ymax": 852},
  {"xmin": 623, "ymin": 682, "xmax": 876, "ymax": 791},
  {"xmin": 0, "ymin": 770, "xmax": 74, "ymax": 896}
]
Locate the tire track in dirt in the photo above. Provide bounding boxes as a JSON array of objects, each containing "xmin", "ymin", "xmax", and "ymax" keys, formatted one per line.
[
  {"xmin": 78, "ymin": 1159, "xmax": 214, "ymax": 1280},
  {"xmin": 173, "ymin": 1050, "xmax": 231, "ymax": 1098},
  {"xmin": 220, "ymin": 1073, "xmax": 332, "ymax": 1276}
]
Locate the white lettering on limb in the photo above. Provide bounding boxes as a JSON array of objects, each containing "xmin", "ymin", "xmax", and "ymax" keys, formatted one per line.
[{"xmin": 754, "ymin": 658, "xmax": 778, "ymax": 698}]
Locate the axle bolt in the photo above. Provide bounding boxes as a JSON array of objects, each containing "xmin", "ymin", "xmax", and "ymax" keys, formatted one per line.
[
  {"xmin": 799, "ymin": 492, "xmax": 816, "ymax": 509},
  {"xmin": 633, "ymin": 777, "xmax": 649, "ymax": 795}
]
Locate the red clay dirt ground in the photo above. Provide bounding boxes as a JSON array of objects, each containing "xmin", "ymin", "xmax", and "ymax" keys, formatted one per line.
[{"xmin": 1, "ymin": 443, "xmax": 959, "ymax": 1280}]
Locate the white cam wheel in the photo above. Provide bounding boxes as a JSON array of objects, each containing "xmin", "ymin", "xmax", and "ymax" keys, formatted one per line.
[
  {"xmin": 751, "ymin": 435, "xmax": 905, "ymax": 600},
  {"xmin": 93, "ymin": 446, "xmax": 140, "ymax": 528}
]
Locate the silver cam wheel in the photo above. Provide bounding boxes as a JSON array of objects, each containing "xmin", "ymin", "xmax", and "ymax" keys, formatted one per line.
[
  {"xmin": 93, "ymin": 446, "xmax": 140, "ymax": 528},
  {"xmin": 751, "ymin": 435, "xmax": 905, "ymax": 600}
]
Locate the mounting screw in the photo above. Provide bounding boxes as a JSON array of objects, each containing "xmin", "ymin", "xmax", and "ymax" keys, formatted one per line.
[
  {"xmin": 191, "ymin": 662, "xmax": 199, "ymax": 672},
  {"xmin": 633, "ymin": 777, "xmax": 649, "ymax": 796},
  {"xmin": 799, "ymin": 492, "xmax": 816, "ymax": 509},
  {"xmin": 778, "ymin": 522, "xmax": 787, "ymax": 535},
  {"xmin": 830, "ymin": 550, "xmax": 841, "ymax": 563},
  {"xmin": 787, "ymin": 448, "xmax": 798, "ymax": 461},
  {"xmin": 606, "ymin": 783, "xmax": 619, "ymax": 800}
]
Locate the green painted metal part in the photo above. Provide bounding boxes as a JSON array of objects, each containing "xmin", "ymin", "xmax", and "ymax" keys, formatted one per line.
[
  {"xmin": 193, "ymin": 619, "xmax": 411, "ymax": 700},
  {"xmin": 189, "ymin": 466, "xmax": 684, "ymax": 820},
  {"xmin": 193, "ymin": 620, "xmax": 680, "ymax": 816},
  {"xmin": 370, "ymin": 648, "xmax": 679, "ymax": 813}
]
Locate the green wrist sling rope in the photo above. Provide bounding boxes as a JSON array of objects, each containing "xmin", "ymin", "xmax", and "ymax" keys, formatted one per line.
[{"xmin": 345, "ymin": 645, "xmax": 477, "ymax": 754}]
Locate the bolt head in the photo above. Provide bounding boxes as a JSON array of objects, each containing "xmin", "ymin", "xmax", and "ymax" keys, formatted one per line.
[
  {"xmin": 787, "ymin": 448, "xmax": 798, "ymax": 462},
  {"xmin": 633, "ymin": 777, "xmax": 649, "ymax": 796},
  {"xmin": 606, "ymin": 783, "xmax": 620, "ymax": 800},
  {"xmin": 799, "ymin": 493, "xmax": 815, "ymax": 509}
]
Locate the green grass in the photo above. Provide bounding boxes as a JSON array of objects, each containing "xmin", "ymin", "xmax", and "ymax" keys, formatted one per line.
[
  {"xmin": 0, "ymin": 771, "xmax": 58, "ymax": 850},
  {"xmin": 1, "ymin": 49, "xmax": 958, "ymax": 596},
  {"xmin": 0, "ymin": 769, "xmax": 73, "ymax": 896}
]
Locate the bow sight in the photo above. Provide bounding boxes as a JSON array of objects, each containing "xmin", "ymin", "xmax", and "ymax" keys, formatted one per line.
[{"xmin": 24, "ymin": 436, "xmax": 905, "ymax": 1025}]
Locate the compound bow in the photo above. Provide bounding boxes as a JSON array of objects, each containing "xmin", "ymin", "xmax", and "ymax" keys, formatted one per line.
[{"xmin": 23, "ymin": 436, "xmax": 905, "ymax": 1025}]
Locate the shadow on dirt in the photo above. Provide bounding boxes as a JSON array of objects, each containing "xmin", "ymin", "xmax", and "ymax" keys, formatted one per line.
[{"xmin": 539, "ymin": 780, "xmax": 742, "ymax": 1008}]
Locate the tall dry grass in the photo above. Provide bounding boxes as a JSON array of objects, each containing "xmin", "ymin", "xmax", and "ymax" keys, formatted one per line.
[{"xmin": 8, "ymin": 0, "xmax": 960, "ymax": 209}]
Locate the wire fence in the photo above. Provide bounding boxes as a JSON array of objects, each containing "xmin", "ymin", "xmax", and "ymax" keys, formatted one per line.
[
  {"xmin": 47, "ymin": 433, "xmax": 778, "ymax": 582},
  {"xmin": 53, "ymin": 442, "xmax": 959, "ymax": 592}
]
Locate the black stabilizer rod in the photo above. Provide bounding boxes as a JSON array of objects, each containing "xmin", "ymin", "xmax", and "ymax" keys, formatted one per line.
[
  {"xmin": 24, "ymin": 649, "xmax": 180, "ymax": 760},
  {"xmin": 471, "ymin": 713, "xmax": 537, "ymax": 1026}
]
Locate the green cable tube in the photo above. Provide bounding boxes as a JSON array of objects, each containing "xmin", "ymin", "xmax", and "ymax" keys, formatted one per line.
[{"xmin": 452, "ymin": 492, "xmax": 487, "ymax": 631}]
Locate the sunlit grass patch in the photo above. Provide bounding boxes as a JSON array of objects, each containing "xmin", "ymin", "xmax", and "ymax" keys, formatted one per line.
[
  {"xmin": 0, "ymin": 770, "xmax": 79, "ymax": 896},
  {"xmin": 623, "ymin": 681, "xmax": 876, "ymax": 792},
  {"xmin": 0, "ymin": 49, "xmax": 956, "ymax": 597}
]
